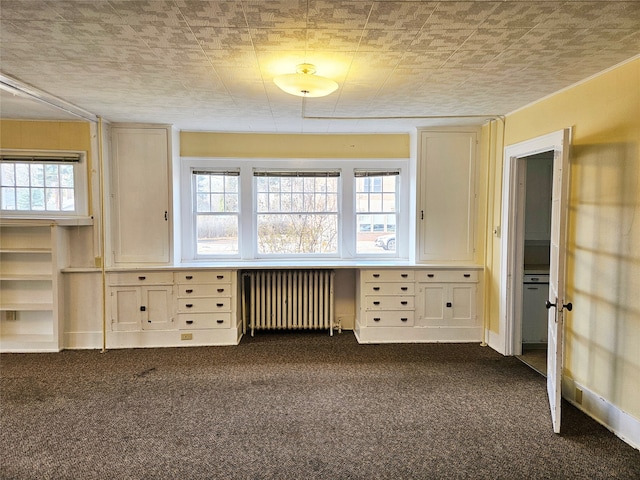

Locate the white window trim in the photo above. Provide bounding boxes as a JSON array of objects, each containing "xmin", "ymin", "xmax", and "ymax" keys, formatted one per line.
[
  {"xmin": 180, "ymin": 157, "xmax": 409, "ymax": 263},
  {"xmin": 0, "ymin": 148, "xmax": 89, "ymax": 220}
]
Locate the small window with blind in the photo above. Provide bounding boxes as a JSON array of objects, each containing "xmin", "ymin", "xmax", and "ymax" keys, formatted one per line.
[
  {"xmin": 355, "ymin": 170, "xmax": 399, "ymax": 254},
  {"xmin": 254, "ymin": 170, "xmax": 340, "ymax": 256},
  {"xmin": 192, "ymin": 169, "xmax": 240, "ymax": 256},
  {"xmin": 0, "ymin": 150, "xmax": 88, "ymax": 217}
]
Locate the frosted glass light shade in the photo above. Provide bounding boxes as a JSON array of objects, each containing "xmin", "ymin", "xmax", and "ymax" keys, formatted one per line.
[{"xmin": 273, "ymin": 64, "xmax": 338, "ymax": 98}]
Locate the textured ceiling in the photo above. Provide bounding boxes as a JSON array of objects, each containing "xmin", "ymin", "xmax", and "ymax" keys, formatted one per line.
[{"xmin": 0, "ymin": 0, "xmax": 639, "ymax": 133}]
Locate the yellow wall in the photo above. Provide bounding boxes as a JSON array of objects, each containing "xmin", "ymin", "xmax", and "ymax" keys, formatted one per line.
[
  {"xmin": 181, "ymin": 132, "xmax": 410, "ymax": 158},
  {"xmin": 484, "ymin": 58, "xmax": 640, "ymax": 418}
]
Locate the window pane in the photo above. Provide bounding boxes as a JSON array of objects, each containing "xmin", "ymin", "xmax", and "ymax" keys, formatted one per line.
[
  {"xmin": 16, "ymin": 164, "xmax": 29, "ymax": 186},
  {"xmin": 2, "ymin": 187, "xmax": 16, "ymax": 209},
  {"xmin": 31, "ymin": 188, "xmax": 45, "ymax": 210},
  {"xmin": 16, "ymin": 187, "xmax": 30, "ymax": 209},
  {"xmin": 196, "ymin": 193, "xmax": 210, "ymax": 212},
  {"xmin": 59, "ymin": 165, "xmax": 74, "ymax": 187},
  {"xmin": 257, "ymin": 213, "xmax": 337, "ymax": 254},
  {"xmin": 46, "ymin": 188, "xmax": 60, "ymax": 210},
  {"xmin": 355, "ymin": 173, "xmax": 398, "ymax": 255},
  {"xmin": 196, "ymin": 175, "xmax": 210, "ymax": 192},
  {"xmin": 1, "ymin": 164, "xmax": 15, "ymax": 186},
  {"xmin": 30, "ymin": 164, "xmax": 44, "ymax": 187},
  {"xmin": 61, "ymin": 188, "xmax": 75, "ymax": 211},
  {"xmin": 45, "ymin": 165, "xmax": 59, "ymax": 187},
  {"xmin": 196, "ymin": 215, "xmax": 238, "ymax": 255}
]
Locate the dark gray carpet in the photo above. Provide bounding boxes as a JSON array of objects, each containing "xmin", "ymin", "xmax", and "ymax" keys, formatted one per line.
[{"xmin": 1, "ymin": 332, "xmax": 638, "ymax": 480}]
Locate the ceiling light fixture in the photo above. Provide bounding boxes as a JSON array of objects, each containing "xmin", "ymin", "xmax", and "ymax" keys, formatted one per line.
[{"xmin": 273, "ymin": 63, "xmax": 338, "ymax": 98}]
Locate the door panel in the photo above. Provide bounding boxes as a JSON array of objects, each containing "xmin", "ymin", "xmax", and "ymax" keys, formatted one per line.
[{"xmin": 547, "ymin": 129, "xmax": 571, "ymax": 434}]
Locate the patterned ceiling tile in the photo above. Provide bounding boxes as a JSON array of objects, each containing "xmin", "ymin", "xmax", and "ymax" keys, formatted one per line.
[
  {"xmin": 423, "ymin": 1, "xmax": 500, "ymax": 30},
  {"xmin": 549, "ymin": 1, "xmax": 640, "ymax": 30},
  {"xmin": 44, "ymin": 0, "xmax": 122, "ymax": 23},
  {"xmin": 191, "ymin": 26, "xmax": 254, "ymax": 51},
  {"xmin": 175, "ymin": 0, "xmax": 247, "ymax": 28},
  {"xmin": 398, "ymin": 50, "xmax": 452, "ymax": 69},
  {"xmin": 358, "ymin": 29, "xmax": 422, "ymax": 52},
  {"xmin": 106, "ymin": 0, "xmax": 185, "ymax": 26},
  {"xmin": 478, "ymin": 1, "xmax": 563, "ymax": 29},
  {"xmin": 459, "ymin": 28, "xmax": 529, "ymax": 52},
  {"xmin": 1, "ymin": 0, "xmax": 60, "ymax": 21},
  {"xmin": 243, "ymin": 0, "xmax": 309, "ymax": 29},
  {"xmin": 408, "ymin": 28, "xmax": 475, "ymax": 52},
  {"xmin": 366, "ymin": 1, "xmax": 439, "ymax": 30},
  {"xmin": 249, "ymin": 28, "xmax": 308, "ymax": 51},
  {"xmin": 306, "ymin": 29, "xmax": 363, "ymax": 52},
  {"xmin": 307, "ymin": 0, "xmax": 373, "ymax": 30},
  {"xmin": 128, "ymin": 23, "xmax": 198, "ymax": 49},
  {"xmin": 203, "ymin": 50, "xmax": 261, "ymax": 69}
]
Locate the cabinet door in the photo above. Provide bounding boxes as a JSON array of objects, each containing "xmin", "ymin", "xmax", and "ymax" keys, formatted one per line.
[
  {"xmin": 111, "ymin": 287, "xmax": 141, "ymax": 331},
  {"xmin": 141, "ymin": 286, "xmax": 174, "ymax": 331},
  {"xmin": 112, "ymin": 127, "xmax": 170, "ymax": 264},
  {"xmin": 449, "ymin": 284, "xmax": 476, "ymax": 326},
  {"xmin": 417, "ymin": 130, "xmax": 477, "ymax": 261},
  {"xmin": 416, "ymin": 284, "xmax": 446, "ymax": 326}
]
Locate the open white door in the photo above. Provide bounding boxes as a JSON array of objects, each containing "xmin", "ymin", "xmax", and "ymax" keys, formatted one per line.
[
  {"xmin": 545, "ymin": 128, "xmax": 571, "ymax": 434},
  {"xmin": 499, "ymin": 128, "xmax": 572, "ymax": 434}
]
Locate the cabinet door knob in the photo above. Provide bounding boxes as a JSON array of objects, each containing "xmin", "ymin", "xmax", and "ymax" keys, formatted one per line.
[
  {"xmin": 140, "ymin": 306, "xmax": 146, "ymax": 311},
  {"xmin": 446, "ymin": 302, "xmax": 452, "ymax": 308}
]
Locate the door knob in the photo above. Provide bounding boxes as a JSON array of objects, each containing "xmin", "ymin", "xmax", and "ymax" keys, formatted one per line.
[
  {"xmin": 563, "ymin": 303, "xmax": 573, "ymax": 311},
  {"xmin": 545, "ymin": 300, "xmax": 556, "ymax": 310}
]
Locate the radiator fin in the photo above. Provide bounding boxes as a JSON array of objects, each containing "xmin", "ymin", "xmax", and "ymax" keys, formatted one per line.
[{"xmin": 243, "ymin": 270, "xmax": 335, "ymax": 335}]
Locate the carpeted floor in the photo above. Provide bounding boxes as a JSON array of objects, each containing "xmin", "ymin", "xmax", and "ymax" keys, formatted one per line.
[{"xmin": 1, "ymin": 331, "xmax": 638, "ymax": 480}]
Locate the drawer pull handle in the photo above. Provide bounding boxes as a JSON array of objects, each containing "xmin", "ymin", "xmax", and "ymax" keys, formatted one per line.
[
  {"xmin": 186, "ymin": 320, "xmax": 194, "ymax": 325},
  {"xmin": 186, "ymin": 304, "xmax": 193, "ymax": 308},
  {"xmin": 217, "ymin": 275, "xmax": 224, "ymax": 279},
  {"xmin": 138, "ymin": 276, "xmax": 146, "ymax": 280},
  {"xmin": 216, "ymin": 319, "xmax": 224, "ymax": 324},
  {"xmin": 401, "ymin": 274, "xmax": 408, "ymax": 278},
  {"xmin": 186, "ymin": 289, "xmax": 193, "ymax": 294},
  {"xmin": 373, "ymin": 301, "xmax": 380, "ymax": 305},
  {"xmin": 186, "ymin": 275, "xmax": 193, "ymax": 280},
  {"xmin": 373, "ymin": 274, "xmax": 380, "ymax": 278},
  {"xmin": 373, "ymin": 317, "xmax": 381, "ymax": 322},
  {"xmin": 401, "ymin": 301, "xmax": 408, "ymax": 305},
  {"xmin": 401, "ymin": 287, "xmax": 408, "ymax": 291},
  {"xmin": 401, "ymin": 318, "xmax": 408, "ymax": 322},
  {"xmin": 531, "ymin": 277, "xmax": 539, "ymax": 282},
  {"xmin": 217, "ymin": 288, "xmax": 225, "ymax": 293},
  {"xmin": 464, "ymin": 274, "xmax": 471, "ymax": 278},
  {"xmin": 427, "ymin": 274, "xmax": 434, "ymax": 278},
  {"xmin": 373, "ymin": 287, "xmax": 380, "ymax": 291},
  {"xmin": 446, "ymin": 302, "xmax": 452, "ymax": 308},
  {"xmin": 216, "ymin": 303, "xmax": 224, "ymax": 307}
]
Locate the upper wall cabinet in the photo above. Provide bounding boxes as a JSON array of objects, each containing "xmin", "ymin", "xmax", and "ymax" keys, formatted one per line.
[
  {"xmin": 417, "ymin": 129, "xmax": 478, "ymax": 263},
  {"xmin": 111, "ymin": 126, "xmax": 172, "ymax": 264}
]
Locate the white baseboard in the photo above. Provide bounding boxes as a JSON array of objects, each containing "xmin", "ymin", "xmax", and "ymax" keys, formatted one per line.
[
  {"xmin": 563, "ymin": 376, "xmax": 640, "ymax": 451},
  {"xmin": 64, "ymin": 331, "xmax": 103, "ymax": 350}
]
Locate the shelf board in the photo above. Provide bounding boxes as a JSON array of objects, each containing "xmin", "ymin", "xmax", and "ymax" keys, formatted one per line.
[
  {"xmin": 0, "ymin": 303, "xmax": 54, "ymax": 311},
  {"xmin": 0, "ymin": 248, "xmax": 52, "ymax": 254},
  {"xmin": 0, "ymin": 274, "xmax": 53, "ymax": 281}
]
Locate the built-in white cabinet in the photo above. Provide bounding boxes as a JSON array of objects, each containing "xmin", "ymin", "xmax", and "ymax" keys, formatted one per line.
[
  {"xmin": 417, "ymin": 129, "xmax": 478, "ymax": 262},
  {"xmin": 415, "ymin": 270, "xmax": 478, "ymax": 341},
  {"xmin": 111, "ymin": 125, "xmax": 172, "ymax": 265},
  {"xmin": 106, "ymin": 269, "xmax": 241, "ymax": 348},
  {"xmin": 356, "ymin": 267, "xmax": 481, "ymax": 343},
  {"xmin": 0, "ymin": 223, "xmax": 68, "ymax": 352}
]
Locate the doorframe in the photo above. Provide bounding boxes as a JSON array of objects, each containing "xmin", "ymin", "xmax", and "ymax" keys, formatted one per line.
[{"xmin": 497, "ymin": 129, "xmax": 571, "ymax": 356}]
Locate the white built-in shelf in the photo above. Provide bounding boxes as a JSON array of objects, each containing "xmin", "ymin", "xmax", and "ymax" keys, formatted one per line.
[
  {"xmin": 0, "ymin": 274, "xmax": 53, "ymax": 281},
  {"xmin": 0, "ymin": 303, "xmax": 54, "ymax": 311}
]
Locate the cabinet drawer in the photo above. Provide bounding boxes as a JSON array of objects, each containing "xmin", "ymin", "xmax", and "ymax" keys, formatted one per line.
[
  {"xmin": 108, "ymin": 271, "xmax": 173, "ymax": 285},
  {"xmin": 416, "ymin": 270, "xmax": 478, "ymax": 283},
  {"xmin": 177, "ymin": 297, "xmax": 231, "ymax": 313},
  {"xmin": 362, "ymin": 283, "xmax": 414, "ymax": 296},
  {"xmin": 364, "ymin": 296, "xmax": 414, "ymax": 310},
  {"xmin": 361, "ymin": 270, "xmax": 414, "ymax": 282},
  {"xmin": 365, "ymin": 311, "xmax": 414, "ymax": 327},
  {"xmin": 178, "ymin": 313, "xmax": 231, "ymax": 329},
  {"xmin": 175, "ymin": 271, "xmax": 233, "ymax": 284},
  {"xmin": 177, "ymin": 284, "xmax": 232, "ymax": 297}
]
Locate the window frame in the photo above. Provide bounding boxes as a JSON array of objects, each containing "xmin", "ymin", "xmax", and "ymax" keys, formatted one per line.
[
  {"xmin": 180, "ymin": 158, "xmax": 409, "ymax": 262},
  {"xmin": 0, "ymin": 149, "xmax": 89, "ymax": 219}
]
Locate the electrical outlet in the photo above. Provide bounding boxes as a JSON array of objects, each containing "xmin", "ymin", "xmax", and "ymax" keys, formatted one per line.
[
  {"xmin": 575, "ymin": 387, "xmax": 583, "ymax": 404},
  {"xmin": 181, "ymin": 333, "xmax": 193, "ymax": 341}
]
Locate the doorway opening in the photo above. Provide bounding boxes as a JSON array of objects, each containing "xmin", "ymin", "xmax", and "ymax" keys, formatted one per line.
[{"xmin": 517, "ymin": 152, "xmax": 553, "ymax": 375}]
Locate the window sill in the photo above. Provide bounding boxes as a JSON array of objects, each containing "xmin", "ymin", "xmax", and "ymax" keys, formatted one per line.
[{"xmin": 0, "ymin": 216, "xmax": 94, "ymax": 226}]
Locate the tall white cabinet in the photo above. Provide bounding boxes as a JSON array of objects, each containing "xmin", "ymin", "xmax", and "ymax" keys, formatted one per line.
[
  {"xmin": 417, "ymin": 129, "xmax": 478, "ymax": 262},
  {"xmin": 0, "ymin": 223, "xmax": 68, "ymax": 352},
  {"xmin": 111, "ymin": 125, "xmax": 172, "ymax": 265}
]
